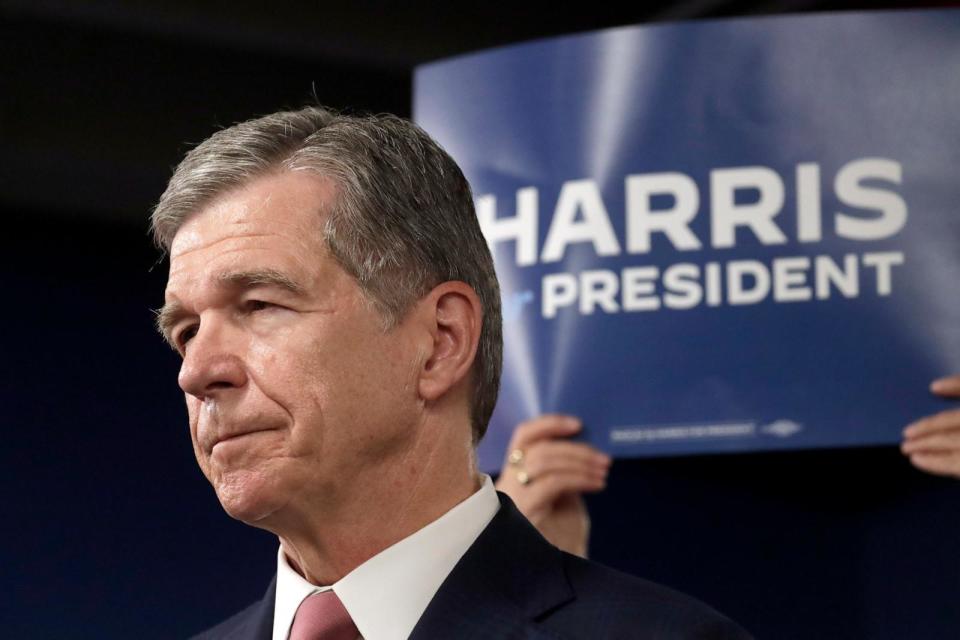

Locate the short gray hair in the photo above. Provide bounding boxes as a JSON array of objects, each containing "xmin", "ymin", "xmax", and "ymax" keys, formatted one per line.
[{"xmin": 151, "ymin": 106, "xmax": 502, "ymax": 443}]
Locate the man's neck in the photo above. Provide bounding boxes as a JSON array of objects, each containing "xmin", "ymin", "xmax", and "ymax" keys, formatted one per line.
[{"xmin": 270, "ymin": 431, "xmax": 480, "ymax": 585}]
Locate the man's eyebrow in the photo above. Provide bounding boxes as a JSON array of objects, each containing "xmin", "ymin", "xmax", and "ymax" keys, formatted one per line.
[
  {"xmin": 154, "ymin": 300, "xmax": 185, "ymax": 348},
  {"xmin": 217, "ymin": 268, "xmax": 306, "ymax": 296}
]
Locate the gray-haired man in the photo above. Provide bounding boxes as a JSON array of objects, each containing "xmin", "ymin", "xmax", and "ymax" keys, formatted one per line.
[{"xmin": 153, "ymin": 106, "xmax": 751, "ymax": 639}]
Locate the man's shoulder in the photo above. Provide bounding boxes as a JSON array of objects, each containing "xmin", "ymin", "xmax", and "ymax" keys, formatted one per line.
[
  {"xmin": 550, "ymin": 552, "xmax": 750, "ymax": 639},
  {"xmin": 418, "ymin": 491, "xmax": 752, "ymax": 639}
]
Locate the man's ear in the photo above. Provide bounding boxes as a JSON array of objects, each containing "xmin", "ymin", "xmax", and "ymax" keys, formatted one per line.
[{"xmin": 417, "ymin": 281, "xmax": 482, "ymax": 402}]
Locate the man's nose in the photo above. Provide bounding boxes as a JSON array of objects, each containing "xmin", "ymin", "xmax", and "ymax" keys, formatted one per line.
[{"xmin": 177, "ymin": 320, "xmax": 248, "ymax": 399}]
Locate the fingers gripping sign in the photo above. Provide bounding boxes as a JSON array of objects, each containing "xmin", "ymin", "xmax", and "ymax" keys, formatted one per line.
[
  {"xmin": 902, "ymin": 375, "xmax": 960, "ymax": 478},
  {"xmin": 495, "ymin": 415, "xmax": 612, "ymax": 557}
]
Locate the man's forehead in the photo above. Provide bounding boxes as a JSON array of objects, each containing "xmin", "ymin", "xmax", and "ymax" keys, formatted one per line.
[
  {"xmin": 168, "ymin": 171, "xmax": 335, "ymax": 259},
  {"xmin": 166, "ymin": 240, "xmax": 319, "ymax": 293}
]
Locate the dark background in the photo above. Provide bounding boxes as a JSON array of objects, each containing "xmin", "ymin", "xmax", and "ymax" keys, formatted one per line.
[{"xmin": 3, "ymin": 1, "xmax": 959, "ymax": 638}]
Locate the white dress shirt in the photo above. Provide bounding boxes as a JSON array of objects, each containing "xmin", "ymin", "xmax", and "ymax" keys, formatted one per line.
[{"xmin": 272, "ymin": 474, "xmax": 499, "ymax": 640}]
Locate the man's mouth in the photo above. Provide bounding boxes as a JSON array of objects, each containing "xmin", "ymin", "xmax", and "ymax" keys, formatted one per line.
[{"xmin": 209, "ymin": 427, "xmax": 279, "ymax": 454}]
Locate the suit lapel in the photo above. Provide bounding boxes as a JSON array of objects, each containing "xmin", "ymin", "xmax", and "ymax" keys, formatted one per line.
[{"xmin": 409, "ymin": 492, "xmax": 574, "ymax": 639}]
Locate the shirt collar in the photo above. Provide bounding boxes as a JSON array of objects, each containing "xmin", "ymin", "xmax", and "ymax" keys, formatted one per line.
[{"xmin": 273, "ymin": 474, "xmax": 499, "ymax": 640}]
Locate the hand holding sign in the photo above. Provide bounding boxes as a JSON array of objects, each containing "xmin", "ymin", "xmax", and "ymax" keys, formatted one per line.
[
  {"xmin": 902, "ymin": 375, "xmax": 960, "ymax": 478},
  {"xmin": 495, "ymin": 415, "xmax": 611, "ymax": 557}
]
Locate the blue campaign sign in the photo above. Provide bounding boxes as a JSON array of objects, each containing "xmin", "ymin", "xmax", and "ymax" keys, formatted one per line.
[{"xmin": 413, "ymin": 10, "xmax": 960, "ymax": 471}]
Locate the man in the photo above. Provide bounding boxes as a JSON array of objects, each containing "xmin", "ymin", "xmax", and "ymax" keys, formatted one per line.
[{"xmin": 153, "ymin": 106, "xmax": 751, "ymax": 639}]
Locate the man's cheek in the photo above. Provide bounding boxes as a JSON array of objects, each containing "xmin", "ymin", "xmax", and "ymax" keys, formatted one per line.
[
  {"xmin": 184, "ymin": 398, "xmax": 204, "ymax": 453},
  {"xmin": 185, "ymin": 396, "xmax": 201, "ymax": 426}
]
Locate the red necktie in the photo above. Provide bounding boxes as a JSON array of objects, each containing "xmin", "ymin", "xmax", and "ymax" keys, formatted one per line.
[{"xmin": 289, "ymin": 591, "xmax": 359, "ymax": 640}]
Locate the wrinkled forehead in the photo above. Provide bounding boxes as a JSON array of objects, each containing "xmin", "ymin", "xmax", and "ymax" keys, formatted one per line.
[
  {"xmin": 168, "ymin": 171, "xmax": 336, "ymax": 260},
  {"xmin": 164, "ymin": 173, "xmax": 343, "ymax": 300}
]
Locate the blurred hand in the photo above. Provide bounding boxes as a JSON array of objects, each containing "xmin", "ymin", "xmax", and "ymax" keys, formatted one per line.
[
  {"xmin": 902, "ymin": 375, "xmax": 960, "ymax": 478},
  {"xmin": 495, "ymin": 414, "xmax": 611, "ymax": 557}
]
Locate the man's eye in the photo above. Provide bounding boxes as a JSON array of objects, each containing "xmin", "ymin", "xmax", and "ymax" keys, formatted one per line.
[
  {"xmin": 245, "ymin": 300, "xmax": 273, "ymax": 312},
  {"xmin": 177, "ymin": 326, "xmax": 198, "ymax": 349}
]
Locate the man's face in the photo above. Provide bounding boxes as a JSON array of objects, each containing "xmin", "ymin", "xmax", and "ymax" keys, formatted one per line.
[{"xmin": 162, "ymin": 171, "xmax": 425, "ymax": 525}]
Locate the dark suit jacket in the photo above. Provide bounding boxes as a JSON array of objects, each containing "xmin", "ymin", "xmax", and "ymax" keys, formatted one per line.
[{"xmin": 192, "ymin": 493, "xmax": 752, "ymax": 639}]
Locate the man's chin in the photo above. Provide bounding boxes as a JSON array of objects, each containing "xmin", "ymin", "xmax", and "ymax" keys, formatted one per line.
[{"xmin": 212, "ymin": 469, "xmax": 285, "ymax": 525}]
